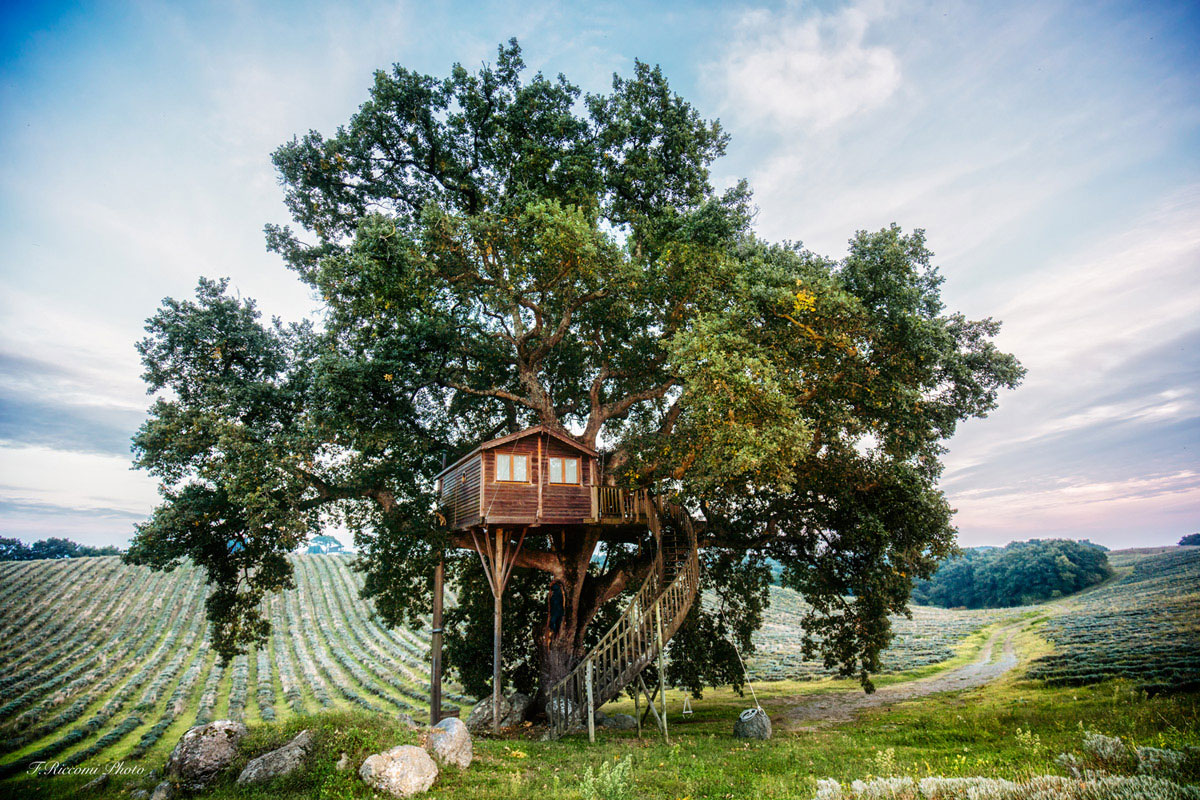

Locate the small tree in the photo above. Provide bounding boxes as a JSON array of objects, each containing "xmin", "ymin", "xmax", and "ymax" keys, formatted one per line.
[
  {"xmin": 127, "ymin": 41, "xmax": 1023, "ymax": 702},
  {"xmin": 1180, "ymin": 533, "xmax": 1200, "ymax": 546}
]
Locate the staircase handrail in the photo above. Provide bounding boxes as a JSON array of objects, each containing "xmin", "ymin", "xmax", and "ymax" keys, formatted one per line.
[{"xmin": 546, "ymin": 495, "xmax": 700, "ymax": 737}]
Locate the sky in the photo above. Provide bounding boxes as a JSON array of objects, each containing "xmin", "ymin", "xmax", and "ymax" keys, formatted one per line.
[{"xmin": 0, "ymin": 0, "xmax": 1197, "ymax": 550}]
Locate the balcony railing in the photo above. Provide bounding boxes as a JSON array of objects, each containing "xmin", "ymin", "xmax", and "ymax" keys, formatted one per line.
[{"xmin": 590, "ymin": 487, "xmax": 650, "ymax": 523}]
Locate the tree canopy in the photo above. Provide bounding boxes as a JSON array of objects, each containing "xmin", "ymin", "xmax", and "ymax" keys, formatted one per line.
[
  {"xmin": 0, "ymin": 536, "xmax": 121, "ymax": 561},
  {"xmin": 126, "ymin": 41, "xmax": 1023, "ymax": 698},
  {"xmin": 911, "ymin": 539, "xmax": 1112, "ymax": 608}
]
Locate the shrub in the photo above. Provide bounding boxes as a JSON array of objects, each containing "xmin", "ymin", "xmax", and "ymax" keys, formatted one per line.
[{"xmin": 580, "ymin": 754, "xmax": 634, "ymax": 800}]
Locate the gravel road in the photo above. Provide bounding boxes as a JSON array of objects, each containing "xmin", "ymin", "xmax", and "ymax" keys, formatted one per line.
[{"xmin": 776, "ymin": 625, "xmax": 1020, "ymax": 730}]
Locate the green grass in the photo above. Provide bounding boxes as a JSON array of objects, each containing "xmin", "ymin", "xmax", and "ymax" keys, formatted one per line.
[{"xmin": 9, "ymin": 652, "xmax": 1198, "ymax": 799}]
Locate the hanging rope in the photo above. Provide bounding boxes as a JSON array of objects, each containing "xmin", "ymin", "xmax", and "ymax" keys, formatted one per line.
[{"xmin": 727, "ymin": 628, "xmax": 762, "ymax": 711}]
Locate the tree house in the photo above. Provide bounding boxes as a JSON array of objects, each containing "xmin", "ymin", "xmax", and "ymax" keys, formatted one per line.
[
  {"xmin": 428, "ymin": 425, "xmax": 694, "ymax": 739},
  {"xmin": 433, "ymin": 424, "xmax": 650, "ymax": 530}
]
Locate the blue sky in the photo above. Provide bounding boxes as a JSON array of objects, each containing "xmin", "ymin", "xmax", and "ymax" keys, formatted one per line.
[{"xmin": 1, "ymin": 0, "xmax": 1197, "ymax": 549}]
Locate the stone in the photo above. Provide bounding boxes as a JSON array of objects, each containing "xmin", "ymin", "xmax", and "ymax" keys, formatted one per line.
[
  {"xmin": 164, "ymin": 719, "xmax": 248, "ymax": 792},
  {"xmin": 545, "ymin": 696, "xmax": 575, "ymax": 730},
  {"xmin": 82, "ymin": 773, "xmax": 110, "ymax": 792},
  {"xmin": 502, "ymin": 692, "xmax": 533, "ymax": 728},
  {"xmin": 336, "ymin": 752, "xmax": 351, "ymax": 770},
  {"xmin": 466, "ymin": 695, "xmax": 510, "ymax": 733},
  {"xmin": 129, "ymin": 791, "xmax": 149, "ymax": 800},
  {"xmin": 149, "ymin": 781, "xmax": 173, "ymax": 800},
  {"xmin": 733, "ymin": 707, "xmax": 772, "ymax": 740},
  {"xmin": 603, "ymin": 713, "xmax": 637, "ymax": 730},
  {"xmin": 425, "ymin": 717, "xmax": 472, "ymax": 769},
  {"xmin": 237, "ymin": 729, "xmax": 314, "ymax": 784},
  {"xmin": 465, "ymin": 692, "xmax": 531, "ymax": 732},
  {"xmin": 359, "ymin": 745, "xmax": 439, "ymax": 798}
]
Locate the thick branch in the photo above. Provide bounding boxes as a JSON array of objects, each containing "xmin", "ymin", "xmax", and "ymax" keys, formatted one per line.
[{"xmin": 447, "ymin": 532, "xmax": 565, "ymax": 578}]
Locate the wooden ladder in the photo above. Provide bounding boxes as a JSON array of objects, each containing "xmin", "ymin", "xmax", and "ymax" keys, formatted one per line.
[{"xmin": 545, "ymin": 495, "xmax": 700, "ymax": 739}]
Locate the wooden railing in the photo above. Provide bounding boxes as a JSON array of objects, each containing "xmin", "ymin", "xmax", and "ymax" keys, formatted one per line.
[
  {"xmin": 546, "ymin": 496, "xmax": 700, "ymax": 738},
  {"xmin": 590, "ymin": 486, "xmax": 651, "ymax": 523}
]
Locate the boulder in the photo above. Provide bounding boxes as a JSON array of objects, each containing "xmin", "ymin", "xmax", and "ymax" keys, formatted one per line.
[
  {"xmin": 336, "ymin": 752, "xmax": 351, "ymax": 771},
  {"xmin": 733, "ymin": 707, "xmax": 772, "ymax": 740},
  {"xmin": 466, "ymin": 692, "xmax": 531, "ymax": 732},
  {"xmin": 603, "ymin": 713, "xmax": 637, "ymax": 730},
  {"xmin": 502, "ymin": 692, "xmax": 533, "ymax": 728},
  {"xmin": 425, "ymin": 717, "xmax": 472, "ymax": 769},
  {"xmin": 82, "ymin": 773, "xmax": 109, "ymax": 792},
  {"xmin": 165, "ymin": 719, "xmax": 248, "ymax": 792},
  {"xmin": 237, "ymin": 729, "xmax": 314, "ymax": 784},
  {"xmin": 359, "ymin": 745, "xmax": 438, "ymax": 798},
  {"xmin": 149, "ymin": 781, "xmax": 173, "ymax": 800},
  {"xmin": 466, "ymin": 695, "xmax": 510, "ymax": 732},
  {"xmin": 544, "ymin": 696, "xmax": 576, "ymax": 730}
]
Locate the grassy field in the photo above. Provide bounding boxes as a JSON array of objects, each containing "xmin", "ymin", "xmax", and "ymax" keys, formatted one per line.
[{"xmin": 2, "ymin": 548, "xmax": 1198, "ymax": 799}]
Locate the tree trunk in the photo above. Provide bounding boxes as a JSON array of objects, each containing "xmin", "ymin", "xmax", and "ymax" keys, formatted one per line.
[{"xmin": 534, "ymin": 624, "xmax": 581, "ymax": 711}]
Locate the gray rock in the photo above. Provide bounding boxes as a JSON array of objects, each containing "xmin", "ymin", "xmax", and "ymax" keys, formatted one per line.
[
  {"xmin": 359, "ymin": 745, "xmax": 439, "ymax": 797},
  {"xmin": 502, "ymin": 692, "xmax": 533, "ymax": 728},
  {"xmin": 603, "ymin": 713, "xmax": 637, "ymax": 730},
  {"xmin": 82, "ymin": 773, "xmax": 109, "ymax": 792},
  {"xmin": 465, "ymin": 695, "xmax": 510, "ymax": 732},
  {"xmin": 425, "ymin": 717, "xmax": 472, "ymax": 769},
  {"xmin": 336, "ymin": 751, "xmax": 351, "ymax": 770},
  {"xmin": 164, "ymin": 719, "xmax": 248, "ymax": 792},
  {"xmin": 149, "ymin": 781, "xmax": 173, "ymax": 800},
  {"xmin": 466, "ymin": 692, "xmax": 531, "ymax": 732},
  {"xmin": 129, "ymin": 791, "xmax": 149, "ymax": 800},
  {"xmin": 237, "ymin": 729, "xmax": 314, "ymax": 784},
  {"xmin": 733, "ymin": 707, "xmax": 772, "ymax": 740},
  {"xmin": 545, "ymin": 696, "xmax": 576, "ymax": 730}
]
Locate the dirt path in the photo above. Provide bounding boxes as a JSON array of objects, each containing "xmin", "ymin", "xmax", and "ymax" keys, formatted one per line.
[{"xmin": 776, "ymin": 625, "xmax": 1020, "ymax": 731}]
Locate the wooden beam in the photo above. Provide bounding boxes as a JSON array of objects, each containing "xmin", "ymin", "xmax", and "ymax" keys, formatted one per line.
[{"xmin": 430, "ymin": 554, "xmax": 444, "ymax": 724}]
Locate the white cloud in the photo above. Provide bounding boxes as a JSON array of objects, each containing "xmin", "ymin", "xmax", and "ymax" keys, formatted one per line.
[
  {"xmin": 0, "ymin": 443, "xmax": 159, "ymax": 515},
  {"xmin": 714, "ymin": 2, "xmax": 901, "ymax": 133},
  {"xmin": 951, "ymin": 471, "xmax": 1200, "ymax": 547}
]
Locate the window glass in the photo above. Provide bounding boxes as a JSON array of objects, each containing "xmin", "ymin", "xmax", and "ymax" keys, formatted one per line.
[
  {"xmin": 548, "ymin": 457, "xmax": 578, "ymax": 484},
  {"xmin": 513, "ymin": 455, "xmax": 527, "ymax": 482},
  {"xmin": 496, "ymin": 454, "xmax": 510, "ymax": 481}
]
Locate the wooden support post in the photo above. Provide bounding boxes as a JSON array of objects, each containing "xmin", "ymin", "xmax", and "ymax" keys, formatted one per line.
[
  {"xmin": 586, "ymin": 660, "xmax": 595, "ymax": 743},
  {"xmin": 431, "ymin": 554, "xmax": 444, "ymax": 724},
  {"xmin": 491, "ymin": 528, "xmax": 503, "ymax": 736},
  {"xmin": 470, "ymin": 526, "xmax": 527, "ymax": 737},
  {"xmin": 634, "ymin": 678, "xmax": 642, "ymax": 738},
  {"xmin": 637, "ymin": 674, "xmax": 664, "ymax": 733},
  {"xmin": 657, "ymin": 604, "xmax": 668, "ymax": 744}
]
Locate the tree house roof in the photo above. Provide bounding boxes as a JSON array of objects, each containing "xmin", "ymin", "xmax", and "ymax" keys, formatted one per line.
[{"xmin": 433, "ymin": 424, "xmax": 598, "ymax": 481}]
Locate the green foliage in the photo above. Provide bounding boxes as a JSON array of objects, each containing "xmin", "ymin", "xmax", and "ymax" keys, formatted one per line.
[
  {"xmin": 1179, "ymin": 534, "xmax": 1200, "ymax": 546},
  {"xmin": 912, "ymin": 540, "xmax": 1113, "ymax": 609},
  {"xmin": 580, "ymin": 754, "xmax": 634, "ymax": 800},
  {"xmin": 128, "ymin": 40, "xmax": 1023, "ymax": 695},
  {"xmin": 0, "ymin": 537, "xmax": 120, "ymax": 560}
]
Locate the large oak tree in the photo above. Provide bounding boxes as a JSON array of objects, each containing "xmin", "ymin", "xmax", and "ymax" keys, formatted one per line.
[{"xmin": 127, "ymin": 41, "xmax": 1023, "ymax": 708}]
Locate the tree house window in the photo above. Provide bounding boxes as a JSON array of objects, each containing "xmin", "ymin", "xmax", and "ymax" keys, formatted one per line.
[
  {"xmin": 548, "ymin": 457, "xmax": 579, "ymax": 485},
  {"xmin": 495, "ymin": 453, "xmax": 528, "ymax": 482}
]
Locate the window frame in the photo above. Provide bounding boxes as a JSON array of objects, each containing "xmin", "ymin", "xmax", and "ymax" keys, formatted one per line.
[
  {"xmin": 548, "ymin": 456, "xmax": 581, "ymax": 485},
  {"xmin": 494, "ymin": 453, "xmax": 529, "ymax": 483}
]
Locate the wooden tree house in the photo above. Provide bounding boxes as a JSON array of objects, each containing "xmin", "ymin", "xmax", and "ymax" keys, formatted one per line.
[{"xmin": 429, "ymin": 424, "xmax": 700, "ymax": 740}]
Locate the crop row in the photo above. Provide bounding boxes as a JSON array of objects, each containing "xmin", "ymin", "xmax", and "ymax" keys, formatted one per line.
[
  {"xmin": 0, "ymin": 555, "xmax": 472, "ymax": 774},
  {"xmin": 737, "ymin": 585, "xmax": 1025, "ymax": 682},
  {"xmin": 1027, "ymin": 548, "xmax": 1200, "ymax": 690}
]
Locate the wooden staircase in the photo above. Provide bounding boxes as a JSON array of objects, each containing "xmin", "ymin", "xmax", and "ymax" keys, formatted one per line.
[{"xmin": 546, "ymin": 495, "xmax": 700, "ymax": 738}]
